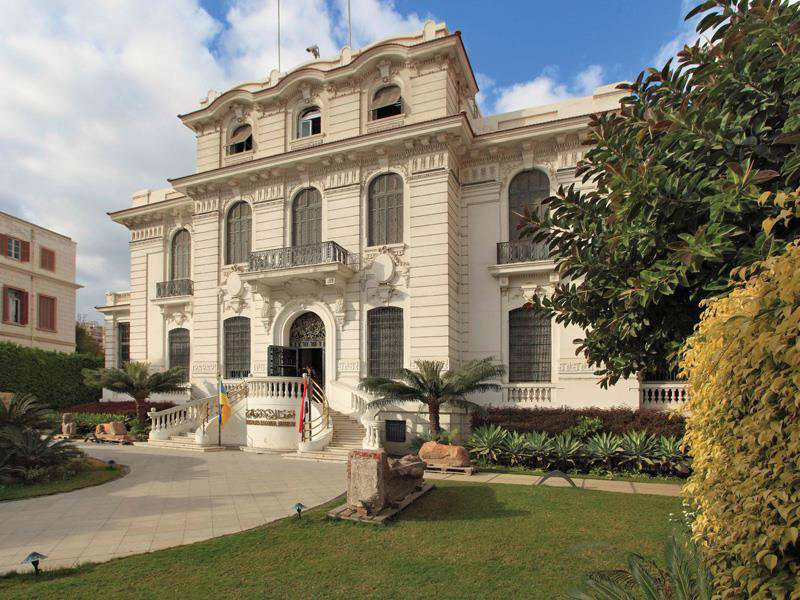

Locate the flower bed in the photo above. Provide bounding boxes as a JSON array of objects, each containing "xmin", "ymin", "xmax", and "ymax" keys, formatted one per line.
[
  {"xmin": 64, "ymin": 401, "xmax": 175, "ymax": 416},
  {"xmin": 472, "ymin": 406, "xmax": 685, "ymax": 438}
]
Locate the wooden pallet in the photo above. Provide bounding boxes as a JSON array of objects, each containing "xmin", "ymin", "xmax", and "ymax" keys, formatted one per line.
[
  {"xmin": 327, "ymin": 483, "xmax": 435, "ymax": 525},
  {"xmin": 424, "ymin": 464, "xmax": 476, "ymax": 475}
]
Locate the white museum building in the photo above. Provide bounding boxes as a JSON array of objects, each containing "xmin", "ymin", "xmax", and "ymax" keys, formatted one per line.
[{"xmin": 97, "ymin": 22, "xmax": 686, "ymax": 457}]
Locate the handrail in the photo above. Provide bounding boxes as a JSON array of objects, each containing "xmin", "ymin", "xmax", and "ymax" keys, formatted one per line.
[
  {"xmin": 148, "ymin": 393, "xmax": 216, "ymax": 435},
  {"xmin": 303, "ymin": 378, "xmax": 330, "ymax": 442}
]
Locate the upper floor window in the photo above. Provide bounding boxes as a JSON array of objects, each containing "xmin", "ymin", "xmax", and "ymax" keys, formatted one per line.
[
  {"xmin": 1, "ymin": 234, "xmax": 29, "ymax": 262},
  {"xmin": 370, "ymin": 85, "xmax": 402, "ymax": 120},
  {"xmin": 118, "ymin": 322, "xmax": 130, "ymax": 366},
  {"xmin": 227, "ymin": 124, "xmax": 253, "ymax": 155},
  {"xmin": 297, "ymin": 107, "xmax": 321, "ymax": 138},
  {"xmin": 225, "ymin": 202, "xmax": 251, "ymax": 265},
  {"xmin": 509, "ymin": 169, "xmax": 550, "ymax": 243},
  {"xmin": 292, "ymin": 188, "xmax": 322, "ymax": 247},
  {"xmin": 37, "ymin": 294, "xmax": 56, "ymax": 331},
  {"xmin": 368, "ymin": 173, "xmax": 403, "ymax": 246},
  {"xmin": 171, "ymin": 229, "xmax": 191, "ymax": 279},
  {"xmin": 40, "ymin": 247, "xmax": 55, "ymax": 271},
  {"xmin": 367, "ymin": 306, "xmax": 403, "ymax": 378},
  {"xmin": 3, "ymin": 286, "xmax": 28, "ymax": 325}
]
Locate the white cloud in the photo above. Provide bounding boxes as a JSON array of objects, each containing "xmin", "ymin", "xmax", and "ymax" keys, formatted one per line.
[
  {"xmin": 0, "ymin": 0, "xmax": 438, "ymax": 322},
  {"xmin": 651, "ymin": 0, "xmax": 705, "ymax": 67},
  {"xmin": 489, "ymin": 65, "xmax": 605, "ymax": 114}
]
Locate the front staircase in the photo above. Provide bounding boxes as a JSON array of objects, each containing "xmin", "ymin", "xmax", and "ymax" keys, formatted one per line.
[
  {"xmin": 288, "ymin": 409, "xmax": 365, "ymax": 462},
  {"xmin": 144, "ymin": 431, "xmax": 226, "ymax": 452}
]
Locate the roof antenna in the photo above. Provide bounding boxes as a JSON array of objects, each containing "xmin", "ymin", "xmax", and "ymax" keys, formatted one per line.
[
  {"xmin": 277, "ymin": 0, "xmax": 281, "ymax": 72},
  {"xmin": 348, "ymin": 0, "xmax": 352, "ymax": 50}
]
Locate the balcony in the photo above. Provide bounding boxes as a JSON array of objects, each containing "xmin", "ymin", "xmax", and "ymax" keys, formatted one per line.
[
  {"xmin": 156, "ymin": 278, "xmax": 194, "ymax": 298},
  {"xmin": 241, "ymin": 241, "xmax": 355, "ymax": 289},
  {"xmin": 488, "ymin": 241, "xmax": 555, "ymax": 279}
]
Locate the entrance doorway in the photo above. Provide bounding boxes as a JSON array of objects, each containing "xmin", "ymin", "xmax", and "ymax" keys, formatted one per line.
[{"xmin": 268, "ymin": 311, "xmax": 325, "ymax": 386}]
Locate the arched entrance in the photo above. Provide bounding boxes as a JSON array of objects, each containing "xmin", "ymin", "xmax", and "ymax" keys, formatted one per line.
[{"xmin": 267, "ymin": 311, "xmax": 325, "ymax": 385}]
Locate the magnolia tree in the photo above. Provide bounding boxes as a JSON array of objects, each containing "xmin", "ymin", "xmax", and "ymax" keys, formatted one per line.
[{"xmin": 521, "ymin": 0, "xmax": 800, "ymax": 385}]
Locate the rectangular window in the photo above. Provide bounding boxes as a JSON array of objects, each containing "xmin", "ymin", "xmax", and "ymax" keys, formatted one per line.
[
  {"xmin": 40, "ymin": 248, "xmax": 55, "ymax": 271},
  {"xmin": 3, "ymin": 287, "xmax": 27, "ymax": 325},
  {"xmin": 6, "ymin": 237, "xmax": 21, "ymax": 260},
  {"xmin": 385, "ymin": 420, "xmax": 406, "ymax": 443},
  {"xmin": 118, "ymin": 322, "xmax": 130, "ymax": 366},
  {"xmin": 37, "ymin": 295, "xmax": 56, "ymax": 331}
]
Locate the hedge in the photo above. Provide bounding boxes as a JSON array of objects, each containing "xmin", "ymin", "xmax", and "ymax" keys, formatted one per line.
[
  {"xmin": 472, "ymin": 406, "xmax": 685, "ymax": 438},
  {"xmin": 65, "ymin": 401, "xmax": 176, "ymax": 416},
  {"xmin": 0, "ymin": 342, "xmax": 103, "ymax": 409}
]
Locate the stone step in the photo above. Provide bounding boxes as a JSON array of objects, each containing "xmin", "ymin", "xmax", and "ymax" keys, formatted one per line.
[
  {"xmin": 285, "ymin": 451, "xmax": 348, "ymax": 463},
  {"xmin": 137, "ymin": 441, "xmax": 226, "ymax": 452}
]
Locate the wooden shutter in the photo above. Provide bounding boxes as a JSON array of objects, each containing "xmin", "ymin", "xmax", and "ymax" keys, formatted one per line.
[
  {"xmin": 37, "ymin": 295, "xmax": 56, "ymax": 331},
  {"xmin": 0, "ymin": 234, "xmax": 7, "ymax": 257},
  {"xmin": 2, "ymin": 286, "xmax": 8, "ymax": 322},
  {"xmin": 20, "ymin": 291, "xmax": 28, "ymax": 325},
  {"xmin": 40, "ymin": 248, "xmax": 55, "ymax": 271},
  {"xmin": 20, "ymin": 241, "xmax": 30, "ymax": 262}
]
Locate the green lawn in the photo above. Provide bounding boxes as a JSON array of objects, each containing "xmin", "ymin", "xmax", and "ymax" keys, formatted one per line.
[
  {"xmin": 0, "ymin": 481, "xmax": 680, "ymax": 600},
  {"xmin": 0, "ymin": 460, "xmax": 125, "ymax": 502},
  {"xmin": 477, "ymin": 463, "xmax": 686, "ymax": 484}
]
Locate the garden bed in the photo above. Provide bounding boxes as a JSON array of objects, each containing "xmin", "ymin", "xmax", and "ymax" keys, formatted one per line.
[
  {"xmin": 0, "ymin": 458, "xmax": 126, "ymax": 502},
  {"xmin": 64, "ymin": 401, "xmax": 175, "ymax": 416}
]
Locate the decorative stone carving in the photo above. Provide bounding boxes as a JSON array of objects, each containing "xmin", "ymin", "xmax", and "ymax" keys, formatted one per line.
[
  {"xmin": 220, "ymin": 268, "xmax": 248, "ymax": 314},
  {"xmin": 60, "ymin": 413, "xmax": 77, "ymax": 438},
  {"xmin": 337, "ymin": 359, "xmax": 360, "ymax": 373},
  {"xmin": 418, "ymin": 441, "xmax": 471, "ymax": 467}
]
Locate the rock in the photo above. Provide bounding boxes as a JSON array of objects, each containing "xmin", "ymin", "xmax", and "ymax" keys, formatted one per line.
[
  {"xmin": 61, "ymin": 413, "xmax": 77, "ymax": 437},
  {"xmin": 347, "ymin": 451, "xmax": 427, "ymax": 514},
  {"xmin": 418, "ymin": 441, "xmax": 471, "ymax": 467},
  {"xmin": 385, "ymin": 454, "xmax": 425, "ymax": 503}
]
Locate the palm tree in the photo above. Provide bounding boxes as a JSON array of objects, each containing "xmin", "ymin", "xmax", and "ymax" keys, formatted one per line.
[
  {"xmin": 0, "ymin": 393, "xmax": 54, "ymax": 432},
  {"xmin": 359, "ymin": 358, "xmax": 505, "ymax": 433},
  {"xmin": 82, "ymin": 362, "xmax": 187, "ymax": 424}
]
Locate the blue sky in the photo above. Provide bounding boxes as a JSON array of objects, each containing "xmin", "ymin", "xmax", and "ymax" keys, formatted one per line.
[{"xmin": 0, "ymin": 0, "xmax": 701, "ymax": 320}]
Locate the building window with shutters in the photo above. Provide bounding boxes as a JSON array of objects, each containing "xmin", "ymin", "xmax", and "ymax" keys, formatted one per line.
[
  {"xmin": 37, "ymin": 294, "xmax": 56, "ymax": 331},
  {"xmin": 40, "ymin": 247, "xmax": 55, "ymax": 271},
  {"xmin": 224, "ymin": 316, "xmax": 251, "ymax": 379},
  {"xmin": 367, "ymin": 307, "xmax": 403, "ymax": 378},
  {"xmin": 3, "ymin": 236, "xmax": 26, "ymax": 261},
  {"xmin": 367, "ymin": 173, "xmax": 403, "ymax": 246},
  {"xmin": 117, "ymin": 322, "xmax": 130, "ymax": 366},
  {"xmin": 3, "ymin": 287, "xmax": 27, "ymax": 325},
  {"xmin": 171, "ymin": 229, "xmax": 191, "ymax": 279},
  {"xmin": 227, "ymin": 124, "xmax": 253, "ymax": 155},
  {"xmin": 292, "ymin": 188, "xmax": 322, "ymax": 247},
  {"xmin": 508, "ymin": 307, "xmax": 551, "ymax": 382},
  {"xmin": 168, "ymin": 328, "xmax": 190, "ymax": 381},
  {"xmin": 297, "ymin": 107, "xmax": 321, "ymax": 138},
  {"xmin": 225, "ymin": 202, "xmax": 251, "ymax": 265},
  {"xmin": 370, "ymin": 85, "xmax": 403, "ymax": 120}
]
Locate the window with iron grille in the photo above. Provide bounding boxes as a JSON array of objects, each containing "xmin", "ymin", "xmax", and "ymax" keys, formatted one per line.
[
  {"xmin": 367, "ymin": 307, "xmax": 403, "ymax": 378},
  {"xmin": 118, "ymin": 322, "xmax": 130, "ymax": 366},
  {"xmin": 292, "ymin": 188, "xmax": 322, "ymax": 247},
  {"xmin": 168, "ymin": 328, "xmax": 190, "ymax": 381},
  {"xmin": 508, "ymin": 307, "xmax": 551, "ymax": 382},
  {"xmin": 37, "ymin": 294, "xmax": 56, "ymax": 331},
  {"xmin": 171, "ymin": 229, "xmax": 191, "ymax": 279},
  {"xmin": 226, "ymin": 202, "xmax": 251, "ymax": 264},
  {"xmin": 224, "ymin": 316, "xmax": 250, "ymax": 378},
  {"xmin": 509, "ymin": 170, "xmax": 549, "ymax": 242},
  {"xmin": 368, "ymin": 173, "xmax": 403, "ymax": 246},
  {"xmin": 385, "ymin": 420, "xmax": 406, "ymax": 443}
]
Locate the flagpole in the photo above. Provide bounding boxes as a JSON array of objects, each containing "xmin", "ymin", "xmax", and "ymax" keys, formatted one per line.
[
  {"xmin": 217, "ymin": 374, "xmax": 222, "ymax": 447},
  {"xmin": 277, "ymin": 0, "xmax": 281, "ymax": 73},
  {"xmin": 347, "ymin": 0, "xmax": 352, "ymax": 50}
]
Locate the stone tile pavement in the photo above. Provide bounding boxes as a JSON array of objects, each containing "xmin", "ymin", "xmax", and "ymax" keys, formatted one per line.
[
  {"xmin": 0, "ymin": 444, "xmax": 345, "ymax": 575},
  {"xmin": 424, "ymin": 471, "xmax": 682, "ymax": 496}
]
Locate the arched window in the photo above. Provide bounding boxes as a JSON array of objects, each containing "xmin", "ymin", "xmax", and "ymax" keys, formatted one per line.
[
  {"xmin": 223, "ymin": 316, "xmax": 250, "ymax": 379},
  {"xmin": 509, "ymin": 169, "xmax": 549, "ymax": 243},
  {"xmin": 225, "ymin": 202, "xmax": 251, "ymax": 264},
  {"xmin": 170, "ymin": 229, "xmax": 191, "ymax": 280},
  {"xmin": 227, "ymin": 124, "xmax": 253, "ymax": 155},
  {"xmin": 370, "ymin": 85, "xmax": 402, "ymax": 120},
  {"xmin": 168, "ymin": 328, "xmax": 190, "ymax": 381},
  {"xmin": 292, "ymin": 188, "xmax": 322, "ymax": 246},
  {"xmin": 297, "ymin": 107, "xmax": 321, "ymax": 138},
  {"xmin": 508, "ymin": 307, "xmax": 551, "ymax": 382},
  {"xmin": 367, "ymin": 307, "xmax": 403, "ymax": 378},
  {"xmin": 368, "ymin": 173, "xmax": 403, "ymax": 246}
]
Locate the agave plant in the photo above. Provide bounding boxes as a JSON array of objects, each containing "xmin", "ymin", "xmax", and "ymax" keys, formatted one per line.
[
  {"xmin": 0, "ymin": 428, "xmax": 83, "ymax": 468},
  {"xmin": 525, "ymin": 431, "xmax": 553, "ymax": 469},
  {"xmin": 550, "ymin": 432, "xmax": 583, "ymax": 472},
  {"xmin": 466, "ymin": 424, "xmax": 508, "ymax": 463},
  {"xmin": 619, "ymin": 430, "xmax": 658, "ymax": 473},
  {"xmin": 569, "ymin": 531, "xmax": 714, "ymax": 599},
  {"xmin": 656, "ymin": 435, "xmax": 689, "ymax": 476},
  {"xmin": 585, "ymin": 432, "xmax": 622, "ymax": 473},
  {"xmin": 502, "ymin": 431, "xmax": 531, "ymax": 466}
]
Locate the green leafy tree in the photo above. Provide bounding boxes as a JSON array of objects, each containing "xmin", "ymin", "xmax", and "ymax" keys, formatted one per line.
[
  {"xmin": 82, "ymin": 362, "xmax": 186, "ymax": 424},
  {"xmin": 521, "ymin": 0, "xmax": 800, "ymax": 385},
  {"xmin": 75, "ymin": 322, "xmax": 102, "ymax": 357},
  {"xmin": 359, "ymin": 358, "xmax": 505, "ymax": 433}
]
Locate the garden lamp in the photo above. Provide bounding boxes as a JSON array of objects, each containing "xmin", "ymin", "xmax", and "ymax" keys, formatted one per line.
[
  {"xmin": 22, "ymin": 552, "xmax": 47, "ymax": 575},
  {"xmin": 292, "ymin": 502, "xmax": 306, "ymax": 518}
]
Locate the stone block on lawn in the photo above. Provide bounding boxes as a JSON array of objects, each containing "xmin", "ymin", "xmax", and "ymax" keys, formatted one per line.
[{"xmin": 418, "ymin": 441, "xmax": 471, "ymax": 467}]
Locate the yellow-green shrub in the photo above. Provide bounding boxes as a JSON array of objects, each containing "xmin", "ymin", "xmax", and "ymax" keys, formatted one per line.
[{"xmin": 682, "ymin": 243, "xmax": 800, "ymax": 599}]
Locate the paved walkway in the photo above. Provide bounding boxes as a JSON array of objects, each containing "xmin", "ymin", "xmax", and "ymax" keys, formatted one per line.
[
  {"xmin": 424, "ymin": 471, "xmax": 682, "ymax": 496},
  {"xmin": 0, "ymin": 444, "xmax": 345, "ymax": 575}
]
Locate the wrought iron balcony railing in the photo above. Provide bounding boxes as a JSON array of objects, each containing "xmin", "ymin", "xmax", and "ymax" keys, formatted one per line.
[
  {"xmin": 156, "ymin": 278, "xmax": 194, "ymax": 298},
  {"xmin": 496, "ymin": 241, "xmax": 550, "ymax": 265},
  {"xmin": 248, "ymin": 241, "xmax": 350, "ymax": 272}
]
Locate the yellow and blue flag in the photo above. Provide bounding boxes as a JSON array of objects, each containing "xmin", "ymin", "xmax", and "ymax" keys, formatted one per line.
[{"xmin": 218, "ymin": 379, "xmax": 231, "ymax": 428}]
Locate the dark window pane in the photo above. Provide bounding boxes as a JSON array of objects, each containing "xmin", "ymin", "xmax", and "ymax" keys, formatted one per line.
[
  {"xmin": 224, "ymin": 316, "xmax": 250, "ymax": 378},
  {"xmin": 168, "ymin": 328, "xmax": 190, "ymax": 381},
  {"xmin": 292, "ymin": 188, "xmax": 322, "ymax": 247},
  {"xmin": 368, "ymin": 307, "xmax": 403, "ymax": 378},
  {"xmin": 385, "ymin": 420, "xmax": 406, "ymax": 443},
  {"xmin": 508, "ymin": 307, "xmax": 551, "ymax": 382},
  {"xmin": 118, "ymin": 322, "xmax": 130, "ymax": 366},
  {"xmin": 171, "ymin": 229, "xmax": 191, "ymax": 279},
  {"xmin": 368, "ymin": 173, "xmax": 403, "ymax": 246},
  {"xmin": 509, "ymin": 170, "xmax": 549, "ymax": 243},
  {"xmin": 226, "ymin": 202, "xmax": 251, "ymax": 264}
]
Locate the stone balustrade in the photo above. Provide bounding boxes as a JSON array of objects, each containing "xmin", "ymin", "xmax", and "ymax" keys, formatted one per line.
[
  {"xmin": 148, "ymin": 395, "xmax": 216, "ymax": 441},
  {"xmin": 503, "ymin": 384, "xmax": 554, "ymax": 404},
  {"xmin": 639, "ymin": 382, "xmax": 689, "ymax": 411}
]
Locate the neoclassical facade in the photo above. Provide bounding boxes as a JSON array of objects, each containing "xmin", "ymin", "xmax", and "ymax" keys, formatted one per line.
[{"xmin": 98, "ymin": 22, "xmax": 684, "ymax": 453}]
